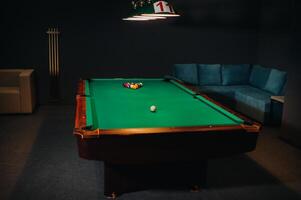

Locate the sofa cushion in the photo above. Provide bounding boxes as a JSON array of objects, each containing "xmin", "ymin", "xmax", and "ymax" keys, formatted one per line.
[
  {"xmin": 264, "ymin": 68, "xmax": 287, "ymax": 95},
  {"xmin": 198, "ymin": 64, "xmax": 221, "ymax": 86},
  {"xmin": 235, "ymin": 87, "xmax": 272, "ymax": 122},
  {"xmin": 221, "ymin": 64, "xmax": 251, "ymax": 85},
  {"xmin": 249, "ymin": 65, "xmax": 271, "ymax": 89},
  {"xmin": 173, "ymin": 64, "xmax": 198, "ymax": 84}
]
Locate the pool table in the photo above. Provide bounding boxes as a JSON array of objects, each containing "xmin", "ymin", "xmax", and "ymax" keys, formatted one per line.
[{"xmin": 74, "ymin": 77, "xmax": 261, "ymax": 197}]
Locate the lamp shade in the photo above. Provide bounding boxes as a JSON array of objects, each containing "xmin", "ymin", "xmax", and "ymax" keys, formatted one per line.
[{"xmin": 123, "ymin": 0, "xmax": 180, "ymax": 21}]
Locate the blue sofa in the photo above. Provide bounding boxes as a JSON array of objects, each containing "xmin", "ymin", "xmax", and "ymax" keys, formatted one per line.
[{"xmin": 172, "ymin": 64, "xmax": 287, "ymax": 123}]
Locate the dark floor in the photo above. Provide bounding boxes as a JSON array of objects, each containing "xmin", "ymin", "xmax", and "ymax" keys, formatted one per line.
[{"xmin": 0, "ymin": 106, "xmax": 301, "ymax": 200}]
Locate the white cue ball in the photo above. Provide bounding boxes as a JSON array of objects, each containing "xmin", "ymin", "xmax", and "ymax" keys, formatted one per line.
[{"xmin": 150, "ymin": 105, "xmax": 157, "ymax": 112}]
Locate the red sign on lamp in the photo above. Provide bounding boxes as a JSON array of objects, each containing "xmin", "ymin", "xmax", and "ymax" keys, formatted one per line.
[{"xmin": 153, "ymin": 1, "xmax": 174, "ymax": 14}]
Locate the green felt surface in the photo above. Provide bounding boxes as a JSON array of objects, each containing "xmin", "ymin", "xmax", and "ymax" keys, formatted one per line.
[{"xmin": 85, "ymin": 78, "xmax": 244, "ymax": 129}]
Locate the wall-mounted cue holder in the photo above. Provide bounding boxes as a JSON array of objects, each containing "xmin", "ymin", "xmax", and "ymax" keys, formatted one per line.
[{"xmin": 47, "ymin": 27, "xmax": 61, "ymax": 102}]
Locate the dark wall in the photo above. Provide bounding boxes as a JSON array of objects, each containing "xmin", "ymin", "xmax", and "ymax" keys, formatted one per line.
[
  {"xmin": 0, "ymin": 0, "xmax": 260, "ymax": 104},
  {"xmin": 256, "ymin": 0, "xmax": 301, "ymax": 145}
]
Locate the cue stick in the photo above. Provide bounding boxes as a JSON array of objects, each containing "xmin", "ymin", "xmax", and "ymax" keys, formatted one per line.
[
  {"xmin": 47, "ymin": 28, "xmax": 52, "ymax": 77},
  {"xmin": 53, "ymin": 28, "xmax": 57, "ymax": 77},
  {"xmin": 56, "ymin": 28, "xmax": 59, "ymax": 77},
  {"xmin": 51, "ymin": 28, "xmax": 55, "ymax": 96},
  {"xmin": 51, "ymin": 28, "xmax": 54, "ymax": 77},
  {"xmin": 56, "ymin": 28, "xmax": 60, "ymax": 95},
  {"xmin": 48, "ymin": 28, "xmax": 54, "ymax": 98},
  {"xmin": 56, "ymin": 28, "xmax": 60, "ymax": 78}
]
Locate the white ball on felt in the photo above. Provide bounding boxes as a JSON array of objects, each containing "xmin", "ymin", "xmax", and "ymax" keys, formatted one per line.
[{"xmin": 150, "ymin": 105, "xmax": 157, "ymax": 112}]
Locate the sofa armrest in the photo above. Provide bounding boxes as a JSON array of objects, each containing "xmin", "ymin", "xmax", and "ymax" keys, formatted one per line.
[
  {"xmin": 19, "ymin": 69, "xmax": 36, "ymax": 113},
  {"xmin": 271, "ymin": 96, "xmax": 285, "ymax": 103}
]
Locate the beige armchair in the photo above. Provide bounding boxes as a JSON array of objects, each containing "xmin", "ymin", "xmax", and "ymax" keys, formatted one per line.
[{"xmin": 0, "ymin": 69, "xmax": 36, "ymax": 113}]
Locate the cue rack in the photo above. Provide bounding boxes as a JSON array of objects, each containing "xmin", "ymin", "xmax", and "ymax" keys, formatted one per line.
[{"xmin": 47, "ymin": 27, "xmax": 61, "ymax": 102}]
